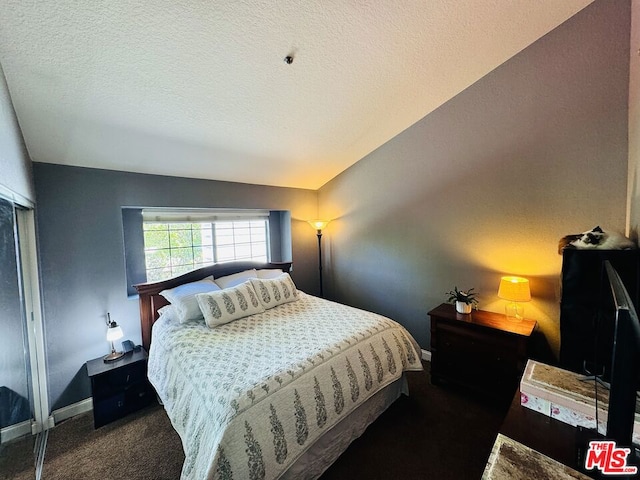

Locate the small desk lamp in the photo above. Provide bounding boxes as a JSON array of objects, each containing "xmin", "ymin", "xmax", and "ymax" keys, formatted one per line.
[
  {"xmin": 104, "ymin": 313, "xmax": 125, "ymax": 363},
  {"xmin": 308, "ymin": 220, "xmax": 330, "ymax": 297},
  {"xmin": 498, "ymin": 276, "xmax": 531, "ymax": 321}
]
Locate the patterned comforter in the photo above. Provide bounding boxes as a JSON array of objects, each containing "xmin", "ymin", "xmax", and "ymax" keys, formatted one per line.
[{"xmin": 148, "ymin": 292, "xmax": 423, "ymax": 480}]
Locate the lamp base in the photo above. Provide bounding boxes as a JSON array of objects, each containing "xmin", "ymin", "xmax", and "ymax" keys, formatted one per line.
[
  {"xmin": 505, "ymin": 302, "xmax": 524, "ymax": 322},
  {"xmin": 103, "ymin": 351, "xmax": 125, "ymax": 363}
]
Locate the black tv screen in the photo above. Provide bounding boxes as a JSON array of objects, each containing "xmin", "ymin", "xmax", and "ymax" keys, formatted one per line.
[{"xmin": 604, "ymin": 260, "xmax": 640, "ymax": 449}]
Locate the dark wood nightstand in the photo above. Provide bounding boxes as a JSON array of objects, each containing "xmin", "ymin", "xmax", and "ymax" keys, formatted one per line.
[
  {"xmin": 428, "ymin": 303, "xmax": 537, "ymax": 401},
  {"xmin": 86, "ymin": 348, "xmax": 156, "ymax": 428}
]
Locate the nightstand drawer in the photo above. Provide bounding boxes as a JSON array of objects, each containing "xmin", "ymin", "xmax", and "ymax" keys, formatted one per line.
[
  {"xmin": 94, "ymin": 393, "xmax": 126, "ymax": 426},
  {"xmin": 92, "ymin": 383, "xmax": 155, "ymax": 428},
  {"xmin": 92, "ymin": 361, "xmax": 147, "ymax": 398},
  {"xmin": 86, "ymin": 349, "xmax": 156, "ymax": 428},
  {"xmin": 436, "ymin": 323, "xmax": 519, "ymax": 358}
]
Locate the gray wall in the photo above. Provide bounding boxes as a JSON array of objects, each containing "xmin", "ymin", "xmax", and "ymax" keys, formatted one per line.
[
  {"xmin": 33, "ymin": 163, "xmax": 318, "ymax": 410},
  {"xmin": 318, "ymin": 0, "xmax": 631, "ymax": 357}
]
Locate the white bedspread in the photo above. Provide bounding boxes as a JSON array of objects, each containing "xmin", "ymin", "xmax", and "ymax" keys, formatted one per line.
[{"xmin": 148, "ymin": 292, "xmax": 422, "ymax": 480}]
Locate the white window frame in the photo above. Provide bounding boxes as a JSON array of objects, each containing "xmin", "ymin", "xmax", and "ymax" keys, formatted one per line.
[{"xmin": 141, "ymin": 208, "xmax": 270, "ymax": 282}]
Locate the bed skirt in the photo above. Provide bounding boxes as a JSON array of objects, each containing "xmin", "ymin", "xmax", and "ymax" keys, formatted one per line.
[{"xmin": 280, "ymin": 374, "xmax": 408, "ymax": 480}]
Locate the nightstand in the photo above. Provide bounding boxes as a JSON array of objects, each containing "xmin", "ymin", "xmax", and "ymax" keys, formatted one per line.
[
  {"xmin": 428, "ymin": 303, "xmax": 536, "ymax": 401},
  {"xmin": 86, "ymin": 348, "xmax": 155, "ymax": 428}
]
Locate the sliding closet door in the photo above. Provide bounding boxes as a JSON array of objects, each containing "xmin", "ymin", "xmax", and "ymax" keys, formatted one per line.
[{"xmin": 0, "ymin": 197, "xmax": 33, "ymax": 439}]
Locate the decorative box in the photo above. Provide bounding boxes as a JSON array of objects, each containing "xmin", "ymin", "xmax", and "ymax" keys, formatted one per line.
[
  {"xmin": 482, "ymin": 434, "xmax": 590, "ymax": 479},
  {"xmin": 519, "ymin": 360, "xmax": 640, "ymax": 444}
]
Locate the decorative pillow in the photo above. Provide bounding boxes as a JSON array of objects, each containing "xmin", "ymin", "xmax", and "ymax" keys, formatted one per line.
[
  {"xmin": 214, "ymin": 269, "xmax": 258, "ymax": 289},
  {"xmin": 196, "ymin": 281, "xmax": 265, "ymax": 328},
  {"xmin": 249, "ymin": 273, "xmax": 299, "ymax": 310},
  {"xmin": 159, "ymin": 277, "xmax": 221, "ymax": 323},
  {"xmin": 257, "ymin": 268, "xmax": 283, "ymax": 279}
]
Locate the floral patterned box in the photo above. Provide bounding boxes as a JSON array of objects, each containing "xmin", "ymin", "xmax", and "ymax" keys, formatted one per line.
[{"xmin": 519, "ymin": 360, "xmax": 640, "ymax": 443}]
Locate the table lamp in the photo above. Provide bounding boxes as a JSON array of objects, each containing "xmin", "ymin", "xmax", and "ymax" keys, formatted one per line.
[
  {"xmin": 498, "ymin": 276, "xmax": 531, "ymax": 321},
  {"xmin": 104, "ymin": 313, "xmax": 125, "ymax": 362}
]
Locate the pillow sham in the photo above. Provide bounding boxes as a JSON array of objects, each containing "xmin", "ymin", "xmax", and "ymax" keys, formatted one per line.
[
  {"xmin": 257, "ymin": 268, "xmax": 283, "ymax": 279},
  {"xmin": 214, "ymin": 269, "xmax": 258, "ymax": 289},
  {"xmin": 249, "ymin": 272, "xmax": 299, "ymax": 310},
  {"xmin": 196, "ymin": 281, "xmax": 265, "ymax": 328},
  {"xmin": 159, "ymin": 277, "xmax": 221, "ymax": 323}
]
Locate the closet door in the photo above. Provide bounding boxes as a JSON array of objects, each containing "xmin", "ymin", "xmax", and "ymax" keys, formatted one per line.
[{"xmin": 0, "ymin": 197, "xmax": 33, "ymax": 439}]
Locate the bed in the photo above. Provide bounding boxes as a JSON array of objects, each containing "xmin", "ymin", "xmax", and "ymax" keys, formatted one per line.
[{"xmin": 135, "ymin": 261, "xmax": 423, "ymax": 480}]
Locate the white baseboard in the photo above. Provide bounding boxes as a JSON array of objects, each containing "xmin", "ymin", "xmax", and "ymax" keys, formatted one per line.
[
  {"xmin": 421, "ymin": 349, "xmax": 431, "ymax": 362},
  {"xmin": 50, "ymin": 398, "xmax": 92, "ymax": 426},
  {"xmin": 1, "ymin": 398, "xmax": 92, "ymax": 444},
  {"xmin": 0, "ymin": 419, "xmax": 32, "ymax": 443}
]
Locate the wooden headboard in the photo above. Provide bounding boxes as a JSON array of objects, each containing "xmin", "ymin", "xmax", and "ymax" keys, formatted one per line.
[{"xmin": 133, "ymin": 261, "xmax": 292, "ymax": 351}]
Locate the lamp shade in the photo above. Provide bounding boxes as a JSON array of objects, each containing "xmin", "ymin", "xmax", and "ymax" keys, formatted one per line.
[
  {"xmin": 497, "ymin": 276, "xmax": 531, "ymax": 302},
  {"xmin": 308, "ymin": 220, "xmax": 330, "ymax": 231},
  {"xmin": 106, "ymin": 324, "xmax": 124, "ymax": 342}
]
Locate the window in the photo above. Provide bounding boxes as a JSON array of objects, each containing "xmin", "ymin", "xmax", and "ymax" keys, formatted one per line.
[
  {"xmin": 143, "ymin": 219, "xmax": 269, "ymax": 282},
  {"xmin": 122, "ymin": 208, "xmax": 291, "ymax": 296}
]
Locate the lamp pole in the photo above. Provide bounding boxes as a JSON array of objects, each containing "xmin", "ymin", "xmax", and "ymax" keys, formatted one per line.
[
  {"xmin": 308, "ymin": 220, "xmax": 330, "ymax": 298},
  {"xmin": 316, "ymin": 228, "xmax": 323, "ymax": 298}
]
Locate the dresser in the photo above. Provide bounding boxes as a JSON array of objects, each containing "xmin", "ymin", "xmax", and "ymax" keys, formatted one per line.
[{"xmin": 428, "ymin": 303, "xmax": 536, "ymax": 401}]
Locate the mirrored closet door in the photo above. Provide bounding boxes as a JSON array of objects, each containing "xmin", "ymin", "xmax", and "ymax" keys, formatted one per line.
[{"xmin": 0, "ymin": 196, "xmax": 46, "ymax": 479}]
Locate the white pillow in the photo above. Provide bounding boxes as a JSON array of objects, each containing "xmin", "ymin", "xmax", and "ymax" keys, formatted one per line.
[
  {"xmin": 214, "ymin": 269, "xmax": 258, "ymax": 289},
  {"xmin": 159, "ymin": 277, "xmax": 221, "ymax": 323},
  {"xmin": 157, "ymin": 305, "xmax": 179, "ymax": 323},
  {"xmin": 257, "ymin": 268, "xmax": 283, "ymax": 279},
  {"xmin": 249, "ymin": 273, "xmax": 299, "ymax": 310},
  {"xmin": 196, "ymin": 282, "xmax": 265, "ymax": 328}
]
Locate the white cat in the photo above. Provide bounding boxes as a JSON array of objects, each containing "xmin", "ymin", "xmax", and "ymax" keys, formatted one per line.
[{"xmin": 558, "ymin": 226, "xmax": 636, "ymax": 254}]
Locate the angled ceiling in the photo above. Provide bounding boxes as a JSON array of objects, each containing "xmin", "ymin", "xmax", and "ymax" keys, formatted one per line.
[{"xmin": 0, "ymin": 0, "xmax": 592, "ymax": 190}]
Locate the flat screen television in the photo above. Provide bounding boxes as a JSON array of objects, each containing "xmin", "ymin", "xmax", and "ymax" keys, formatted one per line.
[{"xmin": 604, "ymin": 260, "xmax": 640, "ymax": 450}]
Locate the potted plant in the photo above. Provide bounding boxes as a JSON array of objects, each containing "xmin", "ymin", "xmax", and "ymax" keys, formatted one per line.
[{"xmin": 446, "ymin": 287, "xmax": 478, "ymax": 314}]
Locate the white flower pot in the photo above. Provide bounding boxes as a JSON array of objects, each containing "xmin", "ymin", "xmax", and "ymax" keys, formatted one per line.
[{"xmin": 456, "ymin": 301, "xmax": 472, "ymax": 314}]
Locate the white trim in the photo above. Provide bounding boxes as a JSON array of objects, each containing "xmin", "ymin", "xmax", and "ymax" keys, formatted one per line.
[
  {"xmin": 0, "ymin": 419, "xmax": 32, "ymax": 443},
  {"xmin": 17, "ymin": 209, "xmax": 50, "ymax": 434},
  {"xmin": 34, "ymin": 429, "xmax": 48, "ymax": 480},
  {"xmin": 142, "ymin": 207, "xmax": 270, "ymax": 223},
  {"xmin": 421, "ymin": 349, "xmax": 432, "ymax": 362},
  {"xmin": 0, "ymin": 183, "xmax": 34, "ymax": 209},
  {"xmin": 51, "ymin": 398, "xmax": 93, "ymax": 425}
]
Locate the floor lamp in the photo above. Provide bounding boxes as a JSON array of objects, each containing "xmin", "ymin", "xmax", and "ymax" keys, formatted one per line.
[{"xmin": 308, "ymin": 220, "xmax": 330, "ymax": 297}]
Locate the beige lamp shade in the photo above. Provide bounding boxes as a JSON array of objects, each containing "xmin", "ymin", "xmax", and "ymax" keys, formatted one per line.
[
  {"xmin": 308, "ymin": 220, "xmax": 330, "ymax": 231},
  {"xmin": 497, "ymin": 276, "xmax": 531, "ymax": 302}
]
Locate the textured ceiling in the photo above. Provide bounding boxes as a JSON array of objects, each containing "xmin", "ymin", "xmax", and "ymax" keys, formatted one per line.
[{"xmin": 0, "ymin": 0, "xmax": 592, "ymax": 189}]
